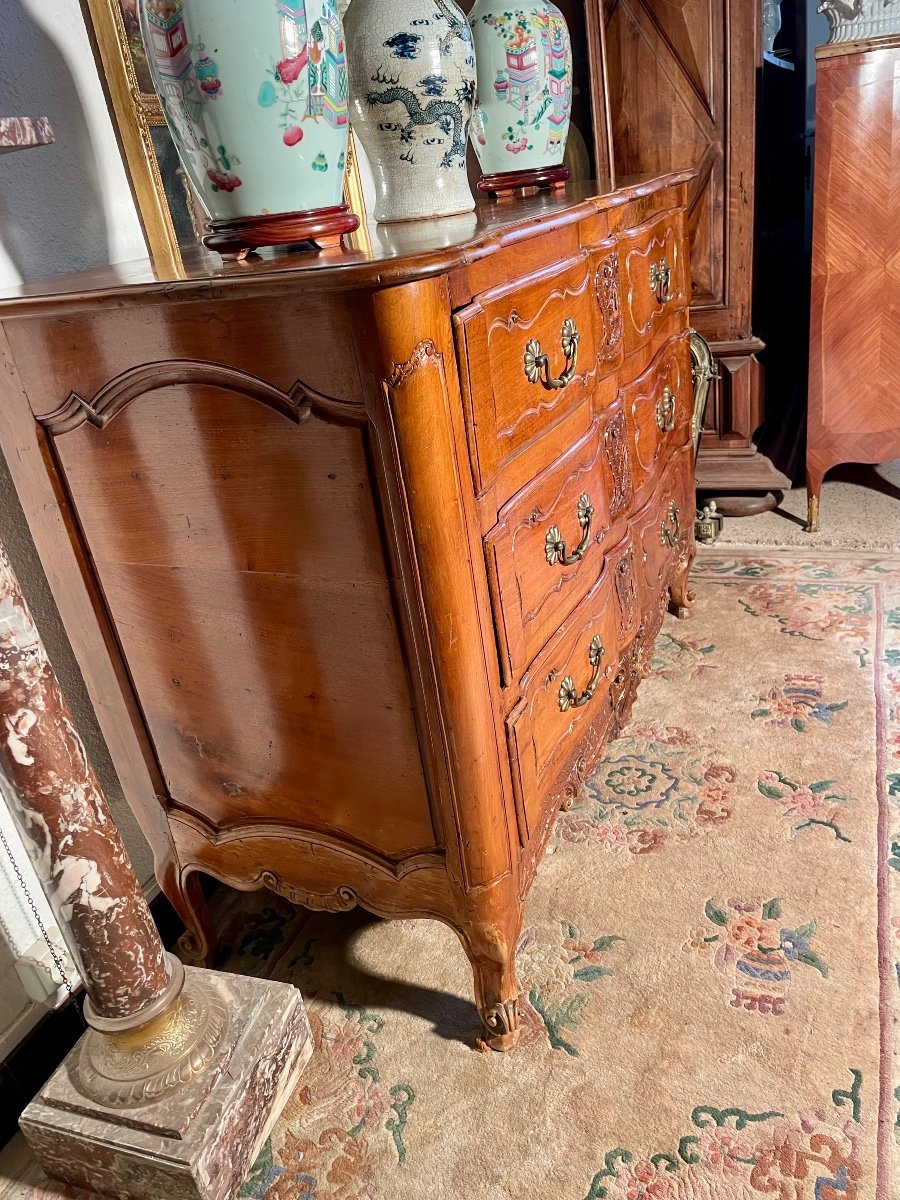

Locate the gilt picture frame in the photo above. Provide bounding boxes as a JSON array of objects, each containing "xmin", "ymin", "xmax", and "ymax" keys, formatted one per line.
[{"xmin": 81, "ymin": 0, "xmax": 367, "ymax": 271}]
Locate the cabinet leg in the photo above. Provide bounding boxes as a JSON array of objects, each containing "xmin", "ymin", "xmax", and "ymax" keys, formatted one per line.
[
  {"xmin": 170, "ymin": 867, "xmax": 217, "ymax": 967},
  {"xmin": 668, "ymin": 552, "xmax": 696, "ymax": 620},
  {"xmin": 459, "ymin": 903, "xmax": 522, "ymax": 1052},
  {"xmin": 805, "ymin": 467, "xmax": 824, "ymax": 533}
]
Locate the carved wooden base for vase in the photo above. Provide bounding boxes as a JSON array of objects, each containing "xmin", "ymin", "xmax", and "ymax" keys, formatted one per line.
[
  {"xmin": 478, "ymin": 164, "xmax": 570, "ymax": 198},
  {"xmin": 203, "ymin": 205, "xmax": 360, "ymax": 261},
  {"xmin": 20, "ymin": 969, "xmax": 311, "ymax": 1200}
]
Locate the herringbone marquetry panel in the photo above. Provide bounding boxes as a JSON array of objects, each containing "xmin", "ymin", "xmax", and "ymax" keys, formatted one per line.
[{"xmin": 807, "ymin": 42, "xmax": 900, "ymax": 514}]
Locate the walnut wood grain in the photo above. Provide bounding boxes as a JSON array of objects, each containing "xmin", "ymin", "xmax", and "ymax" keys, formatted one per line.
[
  {"xmin": 0, "ymin": 179, "xmax": 695, "ymax": 1052},
  {"xmin": 591, "ymin": 0, "xmax": 780, "ymax": 490}
]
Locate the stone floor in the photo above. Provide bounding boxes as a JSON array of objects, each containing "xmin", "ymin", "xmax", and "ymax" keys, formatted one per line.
[{"xmin": 713, "ymin": 460, "xmax": 900, "ymax": 552}]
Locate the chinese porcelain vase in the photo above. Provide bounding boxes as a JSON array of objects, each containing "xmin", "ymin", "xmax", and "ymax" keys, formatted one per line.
[
  {"xmin": 344, "ymin": 0, "xmax": 476, "ymax": 223},
  {"xmin": 139, "ymin": 0, "xmax": 354, "ymax": 242},
  {"xmin": 468, "ymin": 0, "xmax": 573, "ymax": 186}
]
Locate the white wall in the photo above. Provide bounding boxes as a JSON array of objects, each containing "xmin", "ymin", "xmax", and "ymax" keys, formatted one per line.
[
  {"xmin": 0, "ymin": 0, "xmax": 146, "ymax": 286},
  {"xmin": 0, "ymin": 0, "xmax": 156, "ymax": 1053}
]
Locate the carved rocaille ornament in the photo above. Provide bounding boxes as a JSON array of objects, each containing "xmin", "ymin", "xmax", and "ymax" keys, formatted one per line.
[
  {"xmin": 594, "ymin": 252, "xmax": 623, "ymax": 359},
  {"xmin": 79, "ymin": 968, "xmax": 229, "ymax": 1108},
  {"xmin": 604, "ymin": 411, "xmax": 634, "ymax": 518}
]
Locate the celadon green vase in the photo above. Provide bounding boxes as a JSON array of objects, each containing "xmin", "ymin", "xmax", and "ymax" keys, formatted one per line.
[
  {"xmin": 468, "ymin": 0, "xmax": 573, "ymax": 190},
  {"xmin": 139, "ymin": 0, "xmax": 356, "ymax": 251}
]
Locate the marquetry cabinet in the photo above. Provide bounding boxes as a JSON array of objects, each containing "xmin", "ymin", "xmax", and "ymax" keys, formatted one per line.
[
  {"xmin": 0, "ymin": 177, "xmax": 695, "ymax": 1050},
  {"xmin": 806, "ymin": 36, "xmax": 900, "ymax": 530}
]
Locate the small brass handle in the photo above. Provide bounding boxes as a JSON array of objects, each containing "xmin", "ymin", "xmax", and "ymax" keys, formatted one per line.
[
  {"xmin": 545, "ymin": 492, "xmax": 594, "ymax": 567},
  {"xmin": 524, "ymin": 318, "xmax": 580, "ymax": 390},
  {"xmin": 656, "ymin": 386, "xmax": 676, "ymax": 433},
  {"xmin": 558, "ymin": 634, "xmax": 605, "ymax": 712},
  {"xmin": 650, "ymin": 258, "xmax": 672, "ymax": 304},
  {"xmin": 660, "ymin": 500, "xmax": 681, "ymax": 548}
]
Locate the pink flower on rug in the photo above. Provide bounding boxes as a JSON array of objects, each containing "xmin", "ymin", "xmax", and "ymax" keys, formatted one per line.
[
  {"xmin": 788, "ymin": 787, "xmax": 826, "ymax": 817},
  {"xmin": 726, "ymin": 916, "xmax": 767, "ymax": 951},
  {"xmin": 628, "ymin": 828, "xmax": 667, "ymax": 854},
  {"xmin": 609, "ymin": 1160, "xmax": 670, "ymax": 1200},
  {"xmin": 696, "ymin": 787, "xmax": 732, "ymax": 826},
  {"xmin": 891, "ymin": 915, "xmax": 900, "ymax": 940},
  {"xmin": 704, "ymin": 763, "xmax": 737, "ymax": 784},
  {"xmin": 697, "ymin": 1129, "xmax": 752, "ymax": 1173},
  {"xmin": 889, "ymin": 731, "xmax": 900, "ymax": 759},
  {"xmin": 594, "ymin": 822, "xmax": 630, "ymax": 850}
]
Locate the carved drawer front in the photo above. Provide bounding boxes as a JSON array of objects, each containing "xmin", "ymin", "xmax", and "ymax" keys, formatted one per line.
[
  {"xmin": 617, "ymin": 210, "xmax": 688, "ymax": 357},
  {"xmin": 625, "ymin": 331, "xmax": 692, "ymax": 507},
  {"xmin": 485, "ymin": 416, "xmax": 613, "ymax": 685},
  {"xmin": 631, "ymin": 443, "xmax": 695, "ymax": 606},
  {"xmin": 454, "ymin": 257, "xmax": 599, "ymax": 492},
  {"xmin": 506, "ymin": 563, "xmax": 619, "ymax": 839}
]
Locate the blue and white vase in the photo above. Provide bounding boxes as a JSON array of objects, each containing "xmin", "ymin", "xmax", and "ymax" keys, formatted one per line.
[
  {"xmin": 468, "ymin": 1, "xmax": 573, "ymax": 180},
  {"xmin": 139, "ymin": 0, "xmax": 352, "ymax": 222},
  {"xmin": 344, "ymin": 0, "xmax": 476, "ymax": 222}
]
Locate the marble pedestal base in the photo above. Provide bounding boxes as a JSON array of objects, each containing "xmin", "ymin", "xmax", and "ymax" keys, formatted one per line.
[{"xmin": 19, "ymin": 969, "xmax": 311, "ymax": 1200}]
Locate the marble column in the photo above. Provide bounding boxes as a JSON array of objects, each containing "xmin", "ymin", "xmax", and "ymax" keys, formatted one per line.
[
  {"xmin": 0, "ymin": 543, "xmax": 170, "ymax": 1022},
  {"xmin": 1, "ymin": 542, "xmax": 312, "ymax": 1200}
]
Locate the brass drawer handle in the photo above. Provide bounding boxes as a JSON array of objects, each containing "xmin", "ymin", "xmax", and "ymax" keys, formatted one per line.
[
  {"xmin": 524, "ymin": 318, "xmax": 580, "ymax": 390},
  {"xmin": 656, "ymin": 386, "xmax": 676, "ymax": 433},
  {"xmin": 545, "ymin": 493, "xmax": 594, "ymax": 567},
  {"xmin": 660, "ymin": 500, "xmax": 681, "ymax": 548},
  {"xmin": 650, "ymin": 257, "xmax": 672, "ymax": 304},
  {"xmin": 558, "ymin": 634, "xmax": 605, "ymax": 712}
]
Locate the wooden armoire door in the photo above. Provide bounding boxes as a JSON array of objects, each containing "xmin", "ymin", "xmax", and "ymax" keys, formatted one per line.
[{"xmin": 587, "ymin": 0, "xmax": 789, "ymax": 496}]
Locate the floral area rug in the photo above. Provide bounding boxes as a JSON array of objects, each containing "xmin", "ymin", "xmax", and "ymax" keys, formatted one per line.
[{"xmin": 206, "ymin": 550, "xmax": 899, "ymax": 1200}]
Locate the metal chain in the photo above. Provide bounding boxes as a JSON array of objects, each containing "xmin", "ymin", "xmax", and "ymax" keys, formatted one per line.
[{"xmin": 0, "ymin": 824, "xmax": 81, "ymax": 1010}]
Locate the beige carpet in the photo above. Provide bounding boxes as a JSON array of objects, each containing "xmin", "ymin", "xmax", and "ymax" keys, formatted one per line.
[
  {"xmin": 714, "ymin": 461, "xmax": 900, "ymax": 553},
  {"xmin": 2, "ymin": 548, "xmax": 897, "ymax": 1200}
]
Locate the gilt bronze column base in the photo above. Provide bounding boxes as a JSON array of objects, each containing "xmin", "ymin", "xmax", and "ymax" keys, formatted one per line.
[{"xmin": 20, "ymin": 969, "xmax": 311, "ymax": 1200}]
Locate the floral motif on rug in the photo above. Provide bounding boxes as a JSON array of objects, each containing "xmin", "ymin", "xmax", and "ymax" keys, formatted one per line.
[
  {"xmin": 684, "ymin": 897, "xmax": 828, "ymax": 1017},
  {"xmin": 736, "ymin": 580, "xmax": 872, "ymax": 664},
  {"xmin": 750, "ymin": 673, "xmax": 848, "ymax": 733},
  {"xmin": 582, "ymin": 1070, "xmax": 863, "ymax": 1200},
  {"xmin": 241, "ymin": 998, "xmax": 415, "ymax": 1200},
  {"xmin": 756, "ymin": 770, "xmax": 852, "ymax": 844},
  {"xmin": 185, "ymin": 552, "xmax": 900, "ymax": 1200},
  {"xmin": 650, "ymin": 631, "xmax": 717, "ymax": 682},
  {"xmin": 516, "ymin": 922, "xmax": 624, "ymax": 1056},
  {"xmin": 557, "ymin": 722, "xmax": 737, "ymax": 856}
]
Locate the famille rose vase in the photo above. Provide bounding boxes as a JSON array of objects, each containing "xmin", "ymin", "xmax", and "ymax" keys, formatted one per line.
[
  {"xmin": 468, "ymin": 0, "xmax": 573, "ymax": 190},
  {"xmin": 343, "ymin": 0, "xmax": 476, "ymax": 223},
  {"xmin": 139, "ymin": 0, "xmax": 356, "ymax": 254}
]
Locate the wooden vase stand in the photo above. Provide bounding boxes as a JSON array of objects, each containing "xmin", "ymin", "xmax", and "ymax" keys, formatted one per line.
[
  {"xmin": 203, "ymin": 204, "xmax": 360, "ymax": 261},
  {"xmin": 478, "ymin": 164, "xmax": 570, "ymax": 198}
]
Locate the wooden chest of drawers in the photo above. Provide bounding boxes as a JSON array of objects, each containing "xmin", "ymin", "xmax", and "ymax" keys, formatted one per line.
[{"xmin": 0, "ymin": 176, "xmax": 695, "ymax": 1050}]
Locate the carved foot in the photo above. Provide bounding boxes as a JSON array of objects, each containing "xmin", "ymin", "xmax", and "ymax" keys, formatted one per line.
[
  {"xmin": 667, "ymin": 588, "xmax": 696, "ymax": 621},
  {"xmin": 475, "ymin": 998, "xmax": 520, "ymax": 1053},
  {"xmin": 461, "ymin": 895, "xmax": 522, "ymax": 1052},
  {"xmin": 668, "ymin": 553, "xmax": 696, "ymax": 621}
]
